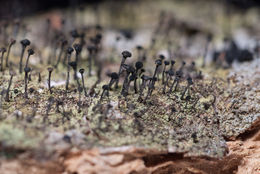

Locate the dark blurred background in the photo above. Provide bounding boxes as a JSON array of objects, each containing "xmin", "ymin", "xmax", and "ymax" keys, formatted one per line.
[{"xmin": 0, "ymin": 0, "xmax": 259, "ymax": 20}]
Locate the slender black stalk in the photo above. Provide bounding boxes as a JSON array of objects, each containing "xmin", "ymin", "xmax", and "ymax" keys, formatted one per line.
[
  {"xmin": 25, "ymin": 49, "xmax": 34, "ymax": 69},
  {"xmin": 0, "ymin": 48, "xmax": 6, "ymax": 72},
  {"xmin": 145, "ymin": 59, "xmax": 162, "ymax": 100},
  {"xmin": 79, "ymin": 68, "xmax": 87, "ymax": 97},
  {"xmin": 115, "ymin": 50, "xmax": 132, "ymax": 88},
  {"xmin": 162, "ymin": 61, "xmax": 169, "ymax": 84},
  {"xmin": 71, "ymin": 44, "xmax": 82, "ymax": 80},
  {"xmin": 66, "ymin": 47, "xmax": 74, "ymax": 91},
  {"xmin": 24, "ymin": 67, "xmax": 31, "ymax": 98},
  {"xmin": 126, "ymin": 74, "xmax": 136, "ymax": 95},
  {"xmin": 170, "ymin": 60, "xmax": 175, "ymax": 70},
  {"xmin": 121, "ymin": 72, "xmax": 131, "ymax": 96},
  {"xmin": 181, "ymin": 77, "xmax": 193, "ymax": 100},
  {"xmin": 163, "ymin": 69, "xmax": 174, "ymax": 94},
  {"xmin": 69, "ymin": 61, "xmax": 77, "ymax": 80},
  {"xmin": 5, "ymin": 72, "xmax": 14, "ymax": 102},
  {"xmin": 138, "ymin": 68, "xmax": 145, "ymax": 88},
  {"xmin": 99, "ymin": 85, "xmax": 109, "ymax": 103},
  {"xmin": 38, "ymin": 72, "xmax": 41, "ymax": 83},
  {"xmin": 19, "ymin": 39, "xmax": 31, "ymax": 73},
  {"xmin": 5, "ymin": 39, "xmax": 16, "ymax": 68},
  {"xmin": 134, "ymin": 61, "xmax": 143, "ymax": 93},
  {"xmin": 47, "ymin": 67, "xmax": 53, "ymax": 94},
  {"xmin": 73, "ymin": 43, "xmax": 82, "ymax": 63},
  {"xmin": 168, "ymin": 70, "xmax": 181, "ymax": 93},
  {"xmin": 28, "ymin": 74, "xmax": 32, "ymax": 81},
  {"xmin": 121, "ymin": 64, "xmax": 135, "ymax": 96},
  {"xmin": 70, "ymin": 29, "xmax": 79, "ymax": 45},
  {"xmin": 157, "ymin": 55, "xmax": 165, "ymax": 81},
  {"xmin": 68, "ymin": 61, "xmax": 80, "ymax": 87},
  {"xmin": 138, "ymin": 75, "xmax": 150, "ymax": 101},
  {"xmin": 179, "ymin": 61, "xmax": 186, "ymax": 72},
  {"xmin": 144, "ymin": 77, "xmax": 157, "ymax": 102}
]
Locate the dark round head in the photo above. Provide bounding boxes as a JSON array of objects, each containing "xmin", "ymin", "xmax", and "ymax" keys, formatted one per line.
[
  {"xmin": 102, "ymin": 84, "xmax": 109, "ymax": 90},
  {"xmin": 62, "ymin": 39, "xmax": 68, "ymax": 46},
  {"xmin": 79, "ymin": 68, "xmax": 85, "ymax": 74},
  {"xmin": 187, "ymin": 76, "xmax": 193, "ymax": 85},
  {"xmin": 73, "ymin": 44, "xmax": 82, "ymax": 53},
  {"xmin": 185, "ymin": 95, "xmax": 191, "ymax": 101},
  {"xmin": 171, "ymin": 60, "xmax": 175, "ymax": 65},
  {"xmin": 191, "ymin": 61, "xmax": 195, "ymax": 66},
  {"xmin": 155, "ymin": 59, "xmax": 162, "ymax": 66},
  {"xmin": 0, "ymin": 47, "xmax": 6, "ymax": 53},
  {"xmin": 164, "ymin": 61, "xmax": 170, "ymax": 66},
  {"xmin": 110, "ymin": 72, "xmax": 119, "ymax": 79},
  {"xmin": 168, "ymin": 69, "xmax": 174, "ymax": 76},
  {"xmin": 47, "ymin": 67, "xmax": 53, "ymax": 73},
  {"xmin": 96, "ymin": 24, "xmax": 102, "ymax": 31},
  {"xmin": 116, "ymin": 36, "xmax": 121, "ymax": 41},
  {"xmin": 67, "ymin": 47, "xmax": 74, "ymax": 54},
  {"xmin": 87, "ymin": 45, "xmax": 96, "ymax": 53},
  {"xmin": 29, "ymin": 87, "xmax": 35, "ymax": 93},
  {"xmin": 122, "ymin": 50, "xmax": 132, "ymax": 59},
  {"xmin": 24, "ymin": 67, "xmax": 31, "ymax": 73},
  {"xmin": 20, "ymin": 39, "xmax": 30, "ymax": 47},
  {"xmin": 135, "ymin": 61, "xmax": 143, "ymax": 70},
  {"xmin": 159, "ymin": 54, "xmax": 165, "ymax": 60},
  {"xmin": 27, "ymin": 49, "xmax": 34, "ymax": 56},
  {"xmin": 176, "ymin": 70, "xmax": 182, "ymax": 77},
  {"xmin": 136, "ymin": 45, "xmax": 143, "ymax": 50},
  {"xmin": 70, "ymin": 29, "xmax": 79, "ymax": 38},
  {"xmin": 96, "ymin": 33, "xmax": 102, "ymax": 41},
  {"xmin": 10, "ymin": 39, "xmax": 16, "ymax": 45},
  {"xmin": 68, "ymin": 61, "xmax": 77, "ymax": 70},
  {"xmin": 182, "ymin": 61, "xmax": 186, "ymax": 66}
]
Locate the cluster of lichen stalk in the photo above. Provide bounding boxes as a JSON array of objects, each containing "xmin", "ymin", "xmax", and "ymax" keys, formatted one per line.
[
  {"xmin": 100, "ymin": 50, "xmax": 198, "ymax": 108},
  {"xmin": 0, "ymin": 17, "xmax": 203, "ymax": 119}
]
